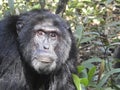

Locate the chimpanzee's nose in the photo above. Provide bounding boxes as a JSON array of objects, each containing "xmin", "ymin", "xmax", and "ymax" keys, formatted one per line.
[{"xmin": 43, "ymin": 44, "xmax": 49, "ymax": 50}]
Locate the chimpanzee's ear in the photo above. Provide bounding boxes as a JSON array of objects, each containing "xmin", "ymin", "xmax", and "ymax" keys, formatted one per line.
[{"xmin": 16, "ymin": 21, "xmax": 24, "ymax": 33}]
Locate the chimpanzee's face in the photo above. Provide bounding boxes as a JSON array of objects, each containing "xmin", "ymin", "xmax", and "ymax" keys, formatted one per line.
[{"xmin": 17, "ymin": 11, "xmax": 72, "ymax": 74}]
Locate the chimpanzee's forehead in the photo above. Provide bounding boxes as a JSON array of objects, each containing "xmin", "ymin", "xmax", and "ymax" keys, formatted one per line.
[
  {"xmin": 33, "ymin": 14, "xmax": 62, "ymax": 24},
  {"xmin": 18, "ymin": 10, "xmax": 70, "ymax": 34},
  {"xmin": 33, "ymin": 20, "xmax": 60, "ymax": 32},
  {"xmin": 31, "ymin": 15, "xmax": 67, "ymax": 32}
]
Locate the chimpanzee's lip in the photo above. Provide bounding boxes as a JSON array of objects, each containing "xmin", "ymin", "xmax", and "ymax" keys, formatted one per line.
[
  {"xmin": 33, "ymin": 57, "xmax": 54, "ymax": 63},
  {"xmin": 40, "ymin": 58, "xmax": 53, "ymax": 63}
]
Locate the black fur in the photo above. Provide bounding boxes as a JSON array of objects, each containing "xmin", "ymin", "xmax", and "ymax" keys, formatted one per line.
[{"xmin": 0, "ymin": 9, "xmax": 77, "ymax": 90}]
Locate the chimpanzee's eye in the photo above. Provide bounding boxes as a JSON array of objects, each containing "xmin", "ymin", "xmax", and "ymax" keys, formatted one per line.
[
  {"xmin": 50, "ymin": 32, "xmax": 57, "ymax": 37},
  {"xmin": 37, "ymin": 30, "xmax": 45, "ymax": 36}
]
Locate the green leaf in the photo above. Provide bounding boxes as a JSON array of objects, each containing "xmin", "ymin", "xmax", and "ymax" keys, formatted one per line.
[
  {"xmin": 32, "ymin": 4, "xmax": 40, "ymax": 9},
  {"xmin": 80, "ymin": 78, "xmax": 89, "ymax": 86},
  {"xmin": 80, "ymin": 36, "xmax": 96, "ymax": 44},
  {"xmin": 82, "ymin": 57, "xmax": 102, "ymax": 68},
  {"xmin": 88, "ymin": 66, "xmax": 96, "ymax": 82},
  {"xmin": 75, "ymin": 25, "xmax": 84, "ymax": 46},
  {"xmin": 97, "ymin": 68, "xmax": 120, "ymax": 87},
  {"xmin": 77, "ymin": 65, "xmax": 85, "ymax": 74},
  {"xmin": 72, "ymin": 74, "xmax": 82, "ymax": 90},
  {"xmin": 75, "ymin": 25, "xmax": 83, "ymax": 40}
]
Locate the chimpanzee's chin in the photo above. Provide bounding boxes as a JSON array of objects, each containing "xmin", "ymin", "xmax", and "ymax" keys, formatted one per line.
[{"xmin": 32, "ymin": 59, "xmax": 56, "ymax": 74}]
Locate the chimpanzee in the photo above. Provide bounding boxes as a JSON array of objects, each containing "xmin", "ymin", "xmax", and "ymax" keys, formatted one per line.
[{"xmin": 0, "ymin": 9, "xmax": 77, "ymax": 90}]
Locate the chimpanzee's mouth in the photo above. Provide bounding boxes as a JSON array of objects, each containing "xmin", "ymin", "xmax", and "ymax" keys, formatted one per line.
[
  {"xmin": 39, "ymin": 57, "xmax": 54, "ymax": 63},
  {"xmin": 33, "ymin": 56, "xmax": 54, "ymax": 64}
]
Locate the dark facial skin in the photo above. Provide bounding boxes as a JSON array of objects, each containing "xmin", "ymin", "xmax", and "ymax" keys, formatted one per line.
[{"xmin": 31, "ymin": 22, "xmax": 59, "ymax": 73}]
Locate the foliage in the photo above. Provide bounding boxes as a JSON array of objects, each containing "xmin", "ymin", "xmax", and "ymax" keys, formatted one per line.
[{"xmin": 0, "ymin": 0, "xmax": 120, "ymax": 90}]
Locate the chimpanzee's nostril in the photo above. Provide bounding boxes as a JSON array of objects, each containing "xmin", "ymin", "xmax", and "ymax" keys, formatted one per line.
[{"xmin": 43, "ymin": 45, "xmax": 49, "ymax": 50}]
